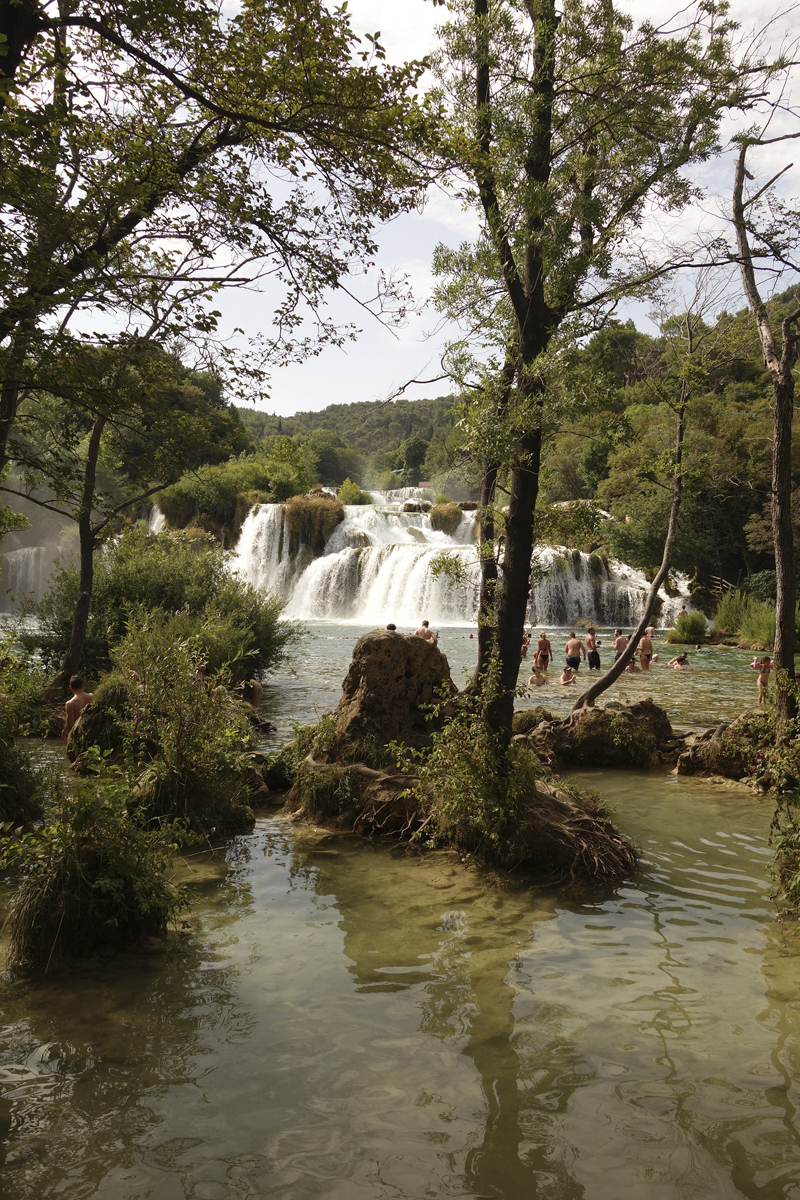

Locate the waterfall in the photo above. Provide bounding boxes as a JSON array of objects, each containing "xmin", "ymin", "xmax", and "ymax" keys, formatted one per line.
[
  {"xmin": 234, "ymin": 499, "xmax": 691, "ymax": 626},
  {"xmin": 149, "ymin": 505, "xmax": 166, "ymax": 534},
  {"xmin": 1, "ymin": 546, "xmax": 48, "ymax": 602}
]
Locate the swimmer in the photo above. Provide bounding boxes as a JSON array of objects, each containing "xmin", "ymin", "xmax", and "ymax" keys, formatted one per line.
[
  {"xmin": 564, "ymin": 632, "xmax": 586, "ymax": 673},
  {"xmin": 521, "ymin": 630, "xmax": 530, "ymax": 658},
  {"xmin": 646, "ymin": 625, "xmax": 655, "ymax": 640},
  {"xmin": 640, "ymin": 630, "xmax": 653, "ymax": 671},
  {"xmin": 752, "ymin": 655, "xmax": 773, "ymax": 706},
  {"xmin": 668, "ymin": 653, "xmax": 689, "ymax": 670},
  {"xmin": 61, "ymin": 674, "xmax": 94, "ymax": 741},
  {"xmin": 613, "ymin": 629, "xmax": 629, "ymax": 661},
  {"xmin": 528, "ymin": 665, "xmax": 548, "ymax": 687},
  {"xmin": 536, "ymin": 631, "xmax": 553, "ymax": 672},
  {"xmin": 415, "ymin": 619, "xmax": 438, "ymax": 644},
  {"xmin": 559, "ymin": 665, "xmax": 576, "ymax": 685},
  {"xmin": 586, "ymin": 627, "xmax": 601, "ymax": 671},
  {"xmin": 625, "ymin": 658, "xmax": 642, "ymax": 673}
]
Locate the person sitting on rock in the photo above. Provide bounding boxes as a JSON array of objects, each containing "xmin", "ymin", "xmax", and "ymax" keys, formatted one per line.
[
  {"xmin": 241, "ymin": 679, "xmax": 264, "ymax": 707},
  {"xmin": 61, "ymin": 674, "xmax": 94, "ymax": 741},
  {"xmin": 560, "ymin": 665, "xmax": 576, "ymax": 685},
  {"xmin": 528, "ymin": 664, "xmax": 548, "ymax": 687},
  {"xmin": 414, "ymin": 619, "xmax": 438, "ymax": 644}
]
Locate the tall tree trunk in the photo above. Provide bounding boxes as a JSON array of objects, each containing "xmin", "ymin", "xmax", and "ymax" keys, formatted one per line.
[
  {"xmin": 572, "ymin": 384, "xmax": 686, "ymax": 711},
  {"xmin": 473, "ymin": 459, "xmax": 499, "ymax": 684},
  {"xmin": 472, "ymin": 357, "xmax": 516, "ymax": 686},
  {"xmin": 732, "ymin": 142, "xmax": 799, "ymax": 726},
  {"xmin": 50, "ymin": 414, "xmax": 105, "ymax": 695},
  {"xmin": 772, "ymin": 371, "xmax": 797, "ymax": 723}
]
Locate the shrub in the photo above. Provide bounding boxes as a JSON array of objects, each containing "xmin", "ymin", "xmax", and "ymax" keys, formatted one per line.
[
  {"xmin": 666, "ymin": 611, "xmax": 708, "ymax": 644},
  {"xmin": 0, "ymin": 708, "xmax": 43, "ymax": 825},
  {"xmin": 713, "ymin": 590, "xmax": 752, "ymax": 637},
  {"xmin": 0, "ymin": 774, "xmax": 188, "ymax": 973},
  {"xmin": 285, "ymin": 495, "xmax": 345, "ymax": 552},
  {"xmin": 337, "ymin": 478, "xmax": 373, "ymax": 505},
  {"xmin": 744, "ymin": 570, "xmax": 777, "ymax": 602},
  {"xmin": 429, "ymin": 503, "xmax": 463, "ymax": 536},
  {"xmin": 738, "ymin": 599, "xmax": 779, "ymax": 650},
  {"xmin": 0, "ymin": 624, "xmax": 49, "ymax": 736},
  {"xmin": 22, "ymin": 525, "xmax": 297, "ymax": 677},
  {"xmin": 108, "ymin": 616, "xmax": 257, "ymax": 834}
]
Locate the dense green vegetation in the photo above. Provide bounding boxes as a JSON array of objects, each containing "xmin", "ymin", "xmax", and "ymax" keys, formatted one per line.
[{"xmin": 22, "ymin": 526, "xmax": 295, "ymax": 681}]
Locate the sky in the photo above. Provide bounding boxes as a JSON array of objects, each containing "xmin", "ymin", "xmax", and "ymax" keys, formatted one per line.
[{"xmin": 221, "ymin": 0, "xmax": 799, "ymax": 418}]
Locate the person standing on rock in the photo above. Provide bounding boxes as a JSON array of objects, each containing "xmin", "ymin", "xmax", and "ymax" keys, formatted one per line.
[
  {"xmin": 564, "ymin": 632, "xmax": 586, "ymax": 673},
  {"xmin": 613, "ymin": 629, "xmax": 629, "ymax": 661},
  {"xmin": 536, "ymin": 631, "xmax": 553, "ymax": 672},
  {"xmin": 415, "ymin": 620, "xmax": 438, "ymax": 645},
  {"xmin": 586, "ymin": 627, "xmax": 601, "ymax": 671},
  {"xmin": 61, "ymin": 675, "xmax": 94, "ymax": 741},
  {"xmin": 640, "ymin": 631, "xmax": 654, "ymax": 671}
]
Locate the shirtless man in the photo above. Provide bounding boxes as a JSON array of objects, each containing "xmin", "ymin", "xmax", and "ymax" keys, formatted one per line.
[
  {"xmin": 613, "ymin": 629, "xmax": 629, "ymax": 661},
  {"xmin": 536, "ymin": 631, "xmax": 553, "ymax": 672},
  {"xmin": 560, "ymin": 665, "xmax": 576, "ymax": 685},
  {"xmin": 415, "ymin": 619, "xmax": 438, "ymax": 644},
  {"xmin": 586, "ymin": 627, "xmax": 601, "ymax": 671},
  {"xmin": 646, "ymin": 625, "xmax": 655, "ymax": 640},
  {"xmin": 640, "ymin": 631, "xmax": 654, "ymax": 671},
  {"xmin": 564, "ymin": 632, "xmax": 586, "ymax": 673},
  {"xmin": 668, "ymin": 653, "xmax": 689, "ymax": 670},
  {"xmin": 528, "ymin": 664, "xmax": 548, "ymax": 687},
  {"xmin": 61, "ymin": 674, "xmax": 94, "ymax": 741}
]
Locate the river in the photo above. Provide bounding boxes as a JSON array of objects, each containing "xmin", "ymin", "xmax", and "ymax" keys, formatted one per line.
[
  {"xmin": 2, "ymin": 622, "xmax": 796, "ymax": 1198},
  {"xmin": 2, "ymin": 768, "xmax": 798, "ymax": 1198}
]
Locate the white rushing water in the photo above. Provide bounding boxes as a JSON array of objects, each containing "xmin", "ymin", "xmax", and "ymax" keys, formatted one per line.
[
  {"xmin": 0, "ymin": 546, "xmax": 49, "ymax": 600},
  {"xmin": 234, "ymin": 496, "xmax": 691, "ymax": 627}
]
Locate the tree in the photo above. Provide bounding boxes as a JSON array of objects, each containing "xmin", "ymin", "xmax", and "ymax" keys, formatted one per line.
[
  {"xmin": 3, "ymin": 337, "xmax": 244, "ymax": 689},
  {"xmin": 432, "ymin": 0, "xmax": 772, "ymax": 738},
  {"xmin": 732, "ymin": 135, "xmax": 800, "ymax": 725},
  {"xmin": 0, "ymin": 0, "xmax": 433, "ymax": 470}
]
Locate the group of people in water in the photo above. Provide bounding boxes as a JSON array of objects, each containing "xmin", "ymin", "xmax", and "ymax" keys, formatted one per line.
[{"xmin": 522, "ymin": 626, "xmax": 704, "ymax": 689}]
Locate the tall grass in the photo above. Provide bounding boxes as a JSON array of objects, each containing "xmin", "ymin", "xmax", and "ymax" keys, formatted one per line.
[
  {"xmin": 666, "ymin": 612, "xmax": 708, "ymax": 644},
  {"xmin": 713, "ymin": 589, "xmax": 800, "ymax": 650}
]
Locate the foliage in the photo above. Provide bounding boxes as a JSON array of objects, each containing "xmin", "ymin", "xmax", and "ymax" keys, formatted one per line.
[
  {"xmin": 429, "ymin": 503, "xmax": 463, "ymax": 536},
  {"xmin": 667, "ymin": 612, "xmax": 708, "ymax": 644},
  {"xmin": 713, "ymin": 590, "xmax": 753, "ymax": 637},
  {"xmin": 337, "ymin": 478, "xmax": 372, "ymax": 505},
  {"xmin": 606, "ymin": 711, "xmax": 657, "ymax": 767},
  {"xmin": 712, "ymin": 588, "xmax": 800, "ymax": 650},
  {"xmin": 512, "ymin": 707, "xmax": 553, "ymax": 735},
  {"xmin": 0, "ymin": 774, "xmax": 189, "ymax": 973},
  {"xmin": 22, "ymin": 526, "xmax": 296, "ymax": 677},
  {"xmin": 0, "ymin": 622, "xmax": 49, "ymax": 735},
  {"xmin": 106, "ymin": 616, "xmax": 257, "ymax": 834},
  {"xmin": 0, "ymin": 708, "xmax": 43, "ymax": 825},
  {"xmin": 285, "ymin": 495, "xmax": 345, "ymax": 551}
]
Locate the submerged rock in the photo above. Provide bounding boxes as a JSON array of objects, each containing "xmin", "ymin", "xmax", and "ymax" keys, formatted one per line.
[{"xmin": 526, "ymin": 698, "xmax": 676, "ymax": 768}]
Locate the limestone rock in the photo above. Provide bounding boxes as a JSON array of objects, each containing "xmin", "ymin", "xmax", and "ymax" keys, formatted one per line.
[
  {"xmin": 334, "ymin": 629, "xmax": 457, "ymax": 746},
  {"xmin": 527, "ymin": 697, "xmax": 675, "ymax": 768},
  {"xmin": 677, "ymin": 712, "xmax": 772, "ymax": 780}
]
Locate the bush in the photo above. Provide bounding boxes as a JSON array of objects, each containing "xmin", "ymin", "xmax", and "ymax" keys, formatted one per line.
[
  {"xmin": 0, "ymin": 708, "xmax": 43, "ymax": 825},
  {"xmin": 666, "ymin": 611, "xmax": 708, "ymax": 644},
  {"xmin": 106, "ymin": 616, "xmax": 257, "ymax": 834},
  {"xmin": 429, "ymin": 503, "xmax": 463, "ymax": 536},
  {"xmin": 285, "ymin": 495, "xmax": 345, "ymax": 552},
  {"xmin": 744, "ymin": 570, "xmax": 777, "ymax": 602},
  {"xmin": 337, "ymin": 478, "xmax": 372, "ymax": 505},
  {"xmin": 738, "ymin": 599, "xmax": 778, "ymax": 649},
  {"xmin": 0, "ymin": 625, "xmax": 49, "ymax": 736},
  {"xmin": 713, "ymin": 590, "xmax": 751, "ymax": 637},
  {"xmin": 0, "ymin": 774, "xmax": 188, "ymax": 973},
  {"xmin": 22, "ymin": 525, "xmax": 297, "ymax": 678}
]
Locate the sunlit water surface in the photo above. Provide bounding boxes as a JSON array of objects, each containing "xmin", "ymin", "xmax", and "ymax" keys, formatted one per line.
[
  {"xmin": 2, "ymin": 772, "xmax": 800, "ymax": 1199},
  {"xmin": 263, "ymin": 622, "xmax": 763, "ymax": 742}
]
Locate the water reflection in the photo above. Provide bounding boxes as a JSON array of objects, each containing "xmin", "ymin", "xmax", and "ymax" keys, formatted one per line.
[{"xmin": 1, "ymin": 776, "xmax": 800, "ymax": 1198}]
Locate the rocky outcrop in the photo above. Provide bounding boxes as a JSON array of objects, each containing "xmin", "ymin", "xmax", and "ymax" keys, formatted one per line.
[
  {"xmin": 677, "ymin": 712, "xmax": 772, "ymax": 781},
  {"xmin": 525, "ymin": 698, "xmax": 678, "ymax": 768},
  {"xmin": 334, "ymin": 628, "xmax": 457, "ymax": 747}
]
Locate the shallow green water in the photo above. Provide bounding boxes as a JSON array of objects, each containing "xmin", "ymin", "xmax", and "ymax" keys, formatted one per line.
[
  {"xmin": 264, "ymin": 622, "xmax": 763, "ymax": 742},
  {"xmin": 2, "ymin": 771, "xmax": 800, "ymax": 1199}
]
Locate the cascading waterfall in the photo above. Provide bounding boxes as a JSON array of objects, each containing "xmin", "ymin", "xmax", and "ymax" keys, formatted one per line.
[
  {"xmin": 235, "ymin": 495, "xmax": 691, "ymax": 626},
  {"xmin": 0, "ymin": 546, "xmax": 49, "ymax": 603}
]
